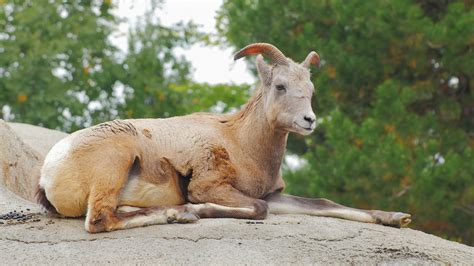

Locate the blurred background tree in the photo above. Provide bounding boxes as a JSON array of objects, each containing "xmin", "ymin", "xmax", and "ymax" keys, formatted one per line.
[
  {"xmin": 0, "ymin": 0, "xmax": 248, "ymax": 131},
  {"xmin": 0, "ymin": 0, "xmax": 122, "ymax": 130},
  {"xmin": 218, "ymin": 0, "xmax": 473, "ymax": 244},
  {"xmin": 0, "ymin": 0, "xmax": 472, "ymax": 244}
]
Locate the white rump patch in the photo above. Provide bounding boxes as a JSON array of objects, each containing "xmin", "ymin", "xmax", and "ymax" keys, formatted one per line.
[{"xmin": 39, "ymin": 136, "xmax": 72, "ymax": 189}]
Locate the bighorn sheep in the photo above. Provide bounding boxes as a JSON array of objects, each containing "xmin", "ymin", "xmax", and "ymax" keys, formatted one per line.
[{"xmin": 37, "ymin": 43, "xmax": 412, "ymax": 233}]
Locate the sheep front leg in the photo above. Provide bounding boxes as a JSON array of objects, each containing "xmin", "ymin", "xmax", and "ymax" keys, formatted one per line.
[
  {"xmin": 187, "ymin": 184, "xmax": 269, "ymax": 220},
  {"xmin": 265, "ymin": 192, "xmax": 411, "ymax": 228},
  {"xmin": 185, "ymin": 146, "xmax": 268, "ymax": 220}
]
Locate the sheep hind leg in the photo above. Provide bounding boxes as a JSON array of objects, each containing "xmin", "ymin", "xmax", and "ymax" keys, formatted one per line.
[
  {"xmin": 117, "ymin": 200, "xmax": 268, "ymax": 225},
  {"xmin": 84, "ymin": 161, "xmax": 198, "ymax": 233},
  {"xmin": 265, "ymin": 192, "xmax": 411, "ymax": 228},
  {"xmin": 86, "ymin": 202, "xmax": 199, "ymax": 233}
]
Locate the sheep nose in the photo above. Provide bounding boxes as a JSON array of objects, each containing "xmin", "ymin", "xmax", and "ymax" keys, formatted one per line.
[{"xmin": 304, "ymin": 114, "xmax": 316, "ymax": 124}]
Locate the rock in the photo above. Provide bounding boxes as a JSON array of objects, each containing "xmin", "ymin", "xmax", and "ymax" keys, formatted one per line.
[
  {"xmin": 0, "ymin": 121, "xmax": 67, "ymax": 201},
  {"xmin": 8, "ymin": 122, "xmax": 68, "ymax": 158},
  {"xmin": 1, "ymin": 121, "xmax": 46, "ymax": 201},
  {"xmin": 0, "ymin": 120, "xmax": 473, "ymax": 264}
]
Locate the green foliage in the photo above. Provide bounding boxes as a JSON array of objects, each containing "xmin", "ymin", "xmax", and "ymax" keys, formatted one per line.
[
  {"xmin": 0, "ymin": 0, "xmax": 247, "ymax": 131},
  {"xmin": 218, "ymin": 0, "xmax": 474, "ymax": 244},
  {"xmin": 0, "ymin": 0, "xmax": 121, "ymax": 130}
]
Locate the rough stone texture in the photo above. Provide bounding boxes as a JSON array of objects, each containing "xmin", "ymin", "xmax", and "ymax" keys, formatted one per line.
[
  {"xmin": 1, "ymin": 121, "xmax": 45, "ymax": 201},
  {"xmin": 0, "ymin": 120, "xmax": 473, "ymax": 264},
  {"xmin": 0, "ymin": 121, "xmax": 67, "ymax": 202},
  {"xmin": 8, "ymin": 122, "xmax": 68, "ymax": 158}
]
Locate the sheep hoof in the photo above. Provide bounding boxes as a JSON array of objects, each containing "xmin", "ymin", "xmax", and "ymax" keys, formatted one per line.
[
  {"xmin": 372, "ymin": 211, "xmax": 412, "ymax": 228},
  {"xmin": 394, "ymin": 212, "xmax": 412, "ymax": 228},
  {"xmin": 176, "ymin": 212, "xmax": 200, "ymax": 223}
]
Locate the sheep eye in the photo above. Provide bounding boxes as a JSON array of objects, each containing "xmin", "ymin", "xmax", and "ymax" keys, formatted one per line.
[{"xmin": 275, "ymin": 84, "xmax": 286, "ymax": 92}]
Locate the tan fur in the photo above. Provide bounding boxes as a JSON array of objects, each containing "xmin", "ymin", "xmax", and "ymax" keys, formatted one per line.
[
  {"xmin": 119, "ymin": 158, "xmax": 185, "ymax": 207},
  {"xmin": 39, "ymin": 43, "xmax": 411, "ymax": 232},
  {"xmin": 141, "ymin": 128, "xmax": 152, "ymax": 139}
]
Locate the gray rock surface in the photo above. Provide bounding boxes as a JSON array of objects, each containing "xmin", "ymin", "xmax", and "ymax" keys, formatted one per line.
[
  {"xmin": 8, "ymin": 122, "xmax": 68, "ymax": 158},
  {"xmin": 0, "ymin": 120, "xmax": 473, "ymax": 264},
  {"xmin": 0, "ymin": 121, "xmax": 67, "ymax": 201},
  {"xmin": 1, "ymin": 121, "xmax": 41, "ymax": 201}
]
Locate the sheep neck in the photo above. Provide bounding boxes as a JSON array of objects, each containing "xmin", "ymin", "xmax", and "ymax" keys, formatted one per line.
[{"xmin": 229, "ymin": 89, "xmax": 289, "ymax": 179}]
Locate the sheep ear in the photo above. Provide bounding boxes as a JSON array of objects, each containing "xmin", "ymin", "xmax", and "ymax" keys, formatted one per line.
[
  {"xmin": 256, "ymin": 55, "xmax": 272, "ymax": 85},
  {"xmin": 301, "ymin": 51, "xmax": 320, "ymax": 68}
]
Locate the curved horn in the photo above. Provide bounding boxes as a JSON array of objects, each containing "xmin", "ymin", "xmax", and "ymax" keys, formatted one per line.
[
  {"xmin": 234, "ymin": 43, "xmax": 288, "ymax": 65},
  {"xmin": 301, "ymin": 51, "xmax": 320, "ymax": 68}
]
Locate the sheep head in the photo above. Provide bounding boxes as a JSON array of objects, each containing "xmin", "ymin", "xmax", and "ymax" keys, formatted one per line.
[{"xmin": 234, "ymin": 43, "xmax": 320, "ymax": 136}]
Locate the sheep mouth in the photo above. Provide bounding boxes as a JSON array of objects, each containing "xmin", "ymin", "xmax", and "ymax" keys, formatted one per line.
[{"xmin": 294, "ymin": 122, "xmax": 314, "ymax": 132}]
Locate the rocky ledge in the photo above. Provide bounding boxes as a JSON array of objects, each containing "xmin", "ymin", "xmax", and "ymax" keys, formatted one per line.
[{"xmin": 0, "ymin": 120, "xmax": 473, "ymax": 264}]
